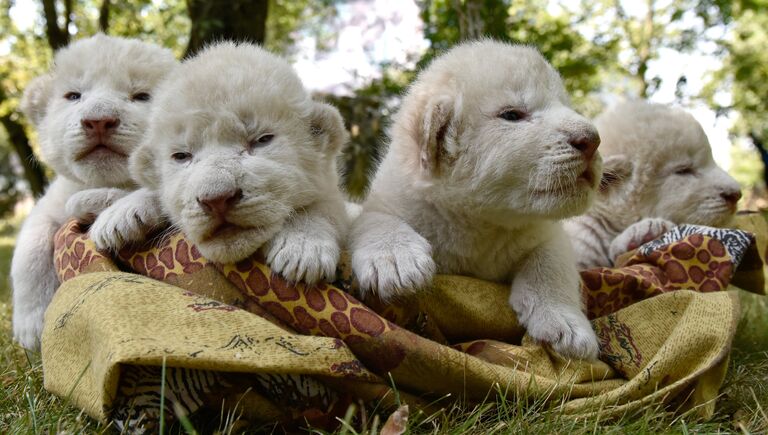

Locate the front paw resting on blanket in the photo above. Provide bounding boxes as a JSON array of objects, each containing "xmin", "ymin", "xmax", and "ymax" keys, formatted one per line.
[
  {"xmin": 514, "ymin": 300, "xmax": 599, "ymax": 360},
  {"xmin": 264, "ymin": 215, "xmax": 340, "ymax": 285},
  {"xmin": 609, "ymin": 217, "xmax": 675, "ymax": 264},
  {"xmin": 65, "ymin": 187, "xmax": 130, "ymax": 223},
  {"xmin": 89, "ymin": 188, "xmax": 164, "ymax": 251},
  {"xmin": 510, "ymin": 232, "xmax": 599, "ymax": 360},
  {"xmin": 351, "ymin": 213, "xmax": 436, "ymax": 301}
]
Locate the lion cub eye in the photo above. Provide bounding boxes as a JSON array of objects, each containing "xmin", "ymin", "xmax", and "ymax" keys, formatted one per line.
[
  {"xmin": 64, "ymin": 92, "xmax": 81, "ymax": 101},
  {"xmin": 675, "ymin": 166, "xmax": 696, "ymax": 176},
  {"xmin": 171, "ymin": 152, "xmax": 193, "ymax": 163},
  {"xmin": 247, "ymin": 134, "xmax": 274, "ymax": 152},
  {"xmin": 498, "ymin": 109, "xmax": 526, "ymax": 121},
  {"xmin": 131, "ymin": 92, "xmax": 151, "ymax": 102},
  {"xmin": 599, "ymin": 171, "xmax": 621, "ymax": 192}
]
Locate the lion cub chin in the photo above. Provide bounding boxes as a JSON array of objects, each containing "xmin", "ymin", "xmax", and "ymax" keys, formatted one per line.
[
  {"xmin": 101, "ymin": 42, "xmax": 349, "ymax": 285},
  {"xmin": 10, "ymin": 34, "xmax": 176, "ymax": 349},
  {"xmin": 350, "ymin": 40, "xmax": 602, "ymax": 360}
]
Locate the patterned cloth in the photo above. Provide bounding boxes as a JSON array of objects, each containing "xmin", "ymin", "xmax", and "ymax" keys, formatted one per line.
[
  {"xmin": 41, "ymin": 214, "xmax": 768, "ymax": 431},
  {"xmin": 582, "ymin": 219, "xmax": 765, "ymax": 319}
]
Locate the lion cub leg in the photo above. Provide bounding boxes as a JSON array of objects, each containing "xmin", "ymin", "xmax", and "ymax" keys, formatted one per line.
[
  {"xmin": 64, "ymin": 187, "xmax": 131, "ymax": 223},
  {"xmin": 85, "ymin": 188, "xmax": 165, "ymax": 251},
  {"xmin": 510, "ymin": 231, "xmax": 599, "ymax": 360},
  {"xmin": 350, "ymin": 211, "xmax": 436, "ymax": 300},
  {"xmin": 264, "ymin": 201, "xmax": 346, "ymax": 285},
  {"xmin": 11, "ymin": 178, "xmax": 78, "ymax": 349},
  {"xmin": 608, "ymin": 217, "xmax": 675, "ymax": 264}
]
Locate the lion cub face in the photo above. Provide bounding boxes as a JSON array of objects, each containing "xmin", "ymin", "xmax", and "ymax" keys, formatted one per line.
[
  {"xmin": 394, "ymin": 41, "xmax": 601, "ymax": 223},
  {"xmin": 21, "ymin": 34, "xmax": 176, "ymax": 187},
  {"xmin": 131, "ymin": 43, "xmax": 346, "ymax": 263},
  {"xmin": 595, "ymin": 101, "xmax": 741, "ymax": 227}
]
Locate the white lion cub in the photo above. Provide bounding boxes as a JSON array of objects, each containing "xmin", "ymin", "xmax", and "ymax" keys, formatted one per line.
[
  {"xmin": 564, "ymin": 101, "xmax": 742, "ymax": 269},
  {"xmin": 350, "ymin": 40, "xmax": 602, "ymax": 360},
  {"xmin": 11, "ymin": 34, "xmax": 176, "ymax": 349},
  {"xmin": 104, "ymin": 42, "xmax": 348, "ymax": 284}
]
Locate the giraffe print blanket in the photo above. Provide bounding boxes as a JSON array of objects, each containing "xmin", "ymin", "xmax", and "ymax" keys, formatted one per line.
[{"xmin": 40, "ymin": 213, "xmax": 767, "ymax": 432}]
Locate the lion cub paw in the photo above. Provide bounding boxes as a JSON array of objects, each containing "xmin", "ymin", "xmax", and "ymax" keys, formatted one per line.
[
  {"xmin": 351, "ymin": 234, "xmax": 436, "ymax": 301},
  {"xmin": 609, "ymin": 217, "xmax": 675, "ymax": 263},
  {"xmin": 65, "ymin": 188, "xmax": 129, "ymax": 223},
  {"xmin": 89, "ymin": 190, "xmax": 163, "ymax": 251},
  {"xmin": 12, "ymin": 306, "xmax": 45, "ymax": 351},
  {"xmin": 519, "ymin": 303, "xmax": 599, "ymax": 360},
  {"xmin": 265, "ymin": 230, "xmax": 340, "ymax": 285}
]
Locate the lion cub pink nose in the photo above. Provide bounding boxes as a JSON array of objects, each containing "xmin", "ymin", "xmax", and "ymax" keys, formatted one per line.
[
  {"xmin": 81, "ymin": 117, "xmax": 120, "ymax": 138},
  {"xmin": 721, "ymin": 189, "xmax": 742, "ymax": 207},
  {"xmin": 197, "ymin": 189, "xmax": 243, "ymax": 217},
  {"xmin": 569, "ymin": 130, "xmax": 600, "ymax": 161}
]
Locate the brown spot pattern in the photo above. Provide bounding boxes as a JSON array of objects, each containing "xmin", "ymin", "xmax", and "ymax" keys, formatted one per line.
[
  {"xmin": 582, "ymin": 232, "xmax": 737, "ymax": 319},
  {"xmin": 53, "ymin": 220, "xmax": 115, "ymax": 282}
]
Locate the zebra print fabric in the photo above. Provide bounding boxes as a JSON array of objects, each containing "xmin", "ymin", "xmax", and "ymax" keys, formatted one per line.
[{"xmin": 638, "ymin": 224, "xmax": 754, "ymax": 266}]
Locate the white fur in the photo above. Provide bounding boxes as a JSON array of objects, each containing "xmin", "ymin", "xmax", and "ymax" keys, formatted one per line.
[
  {"xmin": 65, "ymin": 187, "xmax": 130, "ymax": 222},
  {"xmin": 121, "ymin": 42, "xmax": 348, "ymax": 284},
  {"xmin": 608, "ymin": 217, "xmax": 675, "ymax": 263},
  {"xmin": 11, "ymin": 34, "xmax": 176, "ymax": 349},
  {"xmin": 565, "ymin": 101, "xmax": 742, "ymax": 269},
  {"xmin": 88, "ymin": 188, "xmax": 164, "ymax": 250},
  {"xmin": 350, "ymin": 40, "xmax": 602, "ymax": 360}
]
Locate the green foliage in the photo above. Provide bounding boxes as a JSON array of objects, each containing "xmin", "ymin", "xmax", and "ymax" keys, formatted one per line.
[
  {"xmin": 323, "ymin": 66, "xmax": 415, "ymax": 199},
  {"xmin": 0, "ymin": 137, "xmax": 20, "ymax": 218},
  {"xmin": 702, "ymin": 1, "xmax": 768, "ymax": 195},
  {"xmin": 0, "ymin": 0, "xmax": 55, "ymax": 211},
  {"xmin": 507, "ymin": 1, "xmax": 618, "ymax": 114},
  {"xmin": 577, "ymin": 0, "xmax": 727, "ymax": 99},
  {"xmin": 266, "ymin": 0, "xmax": 337, "ymax": 56},
  {"xmin": 714, "ymin": 7, "xmax": 768, "ymax": 140},
  {"xmin": 730, "ymin": 144, "xmax": 765, "ymax": 190},
  {"xmin": 419, "ymin": 0, "xmax": 509, "ymax": 57},
  {"xmin": 106, "ymin": 0, "xmax": 190, "ymax": 56}
]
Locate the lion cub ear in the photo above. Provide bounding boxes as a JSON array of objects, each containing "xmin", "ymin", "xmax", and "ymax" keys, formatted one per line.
[
  {"xmin": 308, "ymin": 102, "xmax": 349, "ymax": 155},
  {"xmin": 129, "ymin": 141, "xmax": 161, "ymax": 189},
  {"xmin": 20, "ymin": 74, "xmax": 55, "ymax": 127},
  {"xmin": 599, "ymin": 154, "xmax": 633, "ymax": 194},
  {"xmin": 417, "ymin": 95, "xmax": 457, "ymax": 176}
]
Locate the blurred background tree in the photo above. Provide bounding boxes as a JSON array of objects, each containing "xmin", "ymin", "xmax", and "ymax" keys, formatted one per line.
[
  {"xmin": 0, "ymin": 0, "xmax": 765, "ymax": 214},
  {"xmin": 703, "ymin": 0, "xmax": 768, "ymax": 207}
]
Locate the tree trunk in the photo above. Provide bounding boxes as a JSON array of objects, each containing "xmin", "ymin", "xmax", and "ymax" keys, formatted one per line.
[
  {"xmin": 40, "ymin": 0, "xmax": 71, "ymax": 50},
  {"xmin": 99, "ymin": 0, "xmax": 110, "ymax": 33},
  {"xmin": 637, "ymin": 0, "xmax": 655, "ymax": 98},
  {"xmin": 184, "ymin": 0, "xmax": 269, "ymax": 58},
  {"xmin": 0, "ymin": 114, "xmax": 48, "ymax": 197},
  {"xmin": 451, "ymin": 0, "xmax": 507, "ymax": 41},
  {"xmin": 749, "ymin": 132, "xmax": 768, "ymax": 188}
]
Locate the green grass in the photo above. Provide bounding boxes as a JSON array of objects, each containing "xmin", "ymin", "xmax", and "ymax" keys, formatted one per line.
[{"xmin": 0, "ymin": 217, "xmax": 766, "ymax": 434}]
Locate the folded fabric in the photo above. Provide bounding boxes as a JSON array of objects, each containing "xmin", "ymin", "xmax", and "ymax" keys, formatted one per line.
[
  {"xmin": 41, "ymin": 214, "xmax": 766, "ymax": 431},
  {"xmin": 583, "ymin": 216, "xmax": 765, "ymax": 319}
]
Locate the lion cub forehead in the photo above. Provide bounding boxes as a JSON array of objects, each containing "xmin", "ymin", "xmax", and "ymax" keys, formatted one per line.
[
  {"xmin": 595, "ymin": 101, "xmax": 713, "ymax": 162},
  {"xmin": 412, "ymin": 40, "xmax": 569, "ymax": 108},
  {"xmin": 155, "ymin": 42, "xmax": 310, "ymax": 118},
  {"xmin": 52, "ymin": 34, "xmax": 175, "ymax": 90},
  {"xmin": 151, "ymin": 44, "xmax": 317, "ymax": 147}
]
